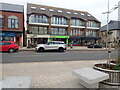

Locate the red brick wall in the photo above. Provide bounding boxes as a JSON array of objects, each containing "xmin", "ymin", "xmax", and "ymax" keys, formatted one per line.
[{"xmin": 0, "ymin": 11, "xmax": 24, "ymax": 31}]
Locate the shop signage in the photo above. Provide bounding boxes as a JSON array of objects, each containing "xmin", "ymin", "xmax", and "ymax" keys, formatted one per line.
[
  {"xmin": 0, "ymin": 32, "xmax": 15, "ymax": 36},
  {"xmin": 50, "ymin": 35, "xmax": 69, "ymax": 38}
]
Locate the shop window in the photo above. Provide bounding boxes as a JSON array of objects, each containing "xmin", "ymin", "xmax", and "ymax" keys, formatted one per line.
[
  {"xmin": 0, "ymin": 15, "xmax": 4, "ymax": 28},
  {"xmin": 8, "ymin": 15, "xmax": 18, "ymax": 29}
]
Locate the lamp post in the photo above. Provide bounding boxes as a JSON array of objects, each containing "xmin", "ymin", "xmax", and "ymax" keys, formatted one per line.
[
  {"xmin": 102, "ymin": 0, "xmax": 110, "ymax": 49},
  {"xmin": 102, "ymin": 0, "xmax": 118, "ymax": 66}
]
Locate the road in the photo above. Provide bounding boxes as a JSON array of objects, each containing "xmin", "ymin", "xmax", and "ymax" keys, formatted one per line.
[{"xmin": 1, "ymin": 50, "xmax": 119, "ymax": 63}]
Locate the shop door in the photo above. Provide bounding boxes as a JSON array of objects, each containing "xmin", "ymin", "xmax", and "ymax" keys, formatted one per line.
[{"xmin": 16, "ymin": 37, "xmax": 20, "ymax": 46}]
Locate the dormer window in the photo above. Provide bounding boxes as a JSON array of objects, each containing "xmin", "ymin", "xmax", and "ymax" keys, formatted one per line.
[
  {"xmin": 81, "ymin": 13, "xmax": 85, "ymax": 16},
  {"xmin": 87, "ymin": 14, "xmax": 91, "ymax": 16},
  {"xmin": 74, "ymin": 12, "xmax": 78, "ymax": 15},
  {"xmin": 49, "ymin": 9, "xmax": 54, "ymax": 12},
  {"xmin": 31, "ymin": 7, "xmax": 36, "ymax": 10},
  {"xmin": 40, "ymin": 8, "xmax": 46, "ymax": 11},
  {"xmin": 58, "ymin": 10, "xmax": 62, "ymax": 13},
  {"xmin": 67, "ymin": 11, "xmax": 71, "ymax": 14}
]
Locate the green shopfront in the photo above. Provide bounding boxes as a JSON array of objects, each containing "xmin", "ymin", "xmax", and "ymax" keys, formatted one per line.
[{"xmin": 49, "ymin": 35, "xmax": 69, "ymax": 45}]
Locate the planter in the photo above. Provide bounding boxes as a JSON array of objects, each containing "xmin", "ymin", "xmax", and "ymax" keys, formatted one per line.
[{"xmin": 93, "ymin": 63, "xmax": 120, "ymax": 86}]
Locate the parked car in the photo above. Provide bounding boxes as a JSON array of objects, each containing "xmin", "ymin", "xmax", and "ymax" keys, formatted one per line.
[
  {"xmin": 36, "ymin": 41, "xmax": 67, "ymax": 52},
  {"xmin": 87, "ymin": 44, "xmax": 102, "ymax": 48},
  {"xmin": 0, "ymin": 41, "xmax": 19, "ymax": 53}
]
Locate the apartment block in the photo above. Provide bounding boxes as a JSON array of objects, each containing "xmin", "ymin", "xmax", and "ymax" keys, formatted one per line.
[{"xmin": 27, "ymin": 3, "xmax": 101, "ymax": 47}]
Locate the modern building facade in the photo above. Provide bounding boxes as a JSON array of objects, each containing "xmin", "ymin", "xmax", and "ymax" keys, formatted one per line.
[
  {"xmin": 27, "ymin": 3, "xmax": 101, "ymax": 47},
  {"xmin": 0, "ymin": 3, "xmax": 24, "ymax": 46},
  {"xmin": 101, "ymin": 20, "xmax": 120, "ymax": 46}
]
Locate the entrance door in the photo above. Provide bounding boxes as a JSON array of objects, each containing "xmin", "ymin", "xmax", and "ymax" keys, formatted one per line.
[{"xmin": 16, "ymin": 37, "xmax": 20, "ymax": 46}]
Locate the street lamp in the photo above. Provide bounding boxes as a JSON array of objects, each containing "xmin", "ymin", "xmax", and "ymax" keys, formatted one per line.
[
  {"xmin": 102, "ymin": 0, "xmax": 110, "ymax": 50},
  {"xmin": 102, "ymin": 0, "xmax": 118, "ymax": 65},
  {"xmin": 102, "ymin": 0, "xmax": 118, "ymax": 49}
]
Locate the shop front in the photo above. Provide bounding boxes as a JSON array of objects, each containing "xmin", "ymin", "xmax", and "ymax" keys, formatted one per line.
[
  {"xmin": 70, "ymin": 36, "xmax": 101, "ymax": 46},
  {"xmin": 27, "ymin": 34, "xmax": 50, "ymax": 47},
  {"xmin": 49, "ymin": 35, "xmax": 69, "ymax": 45},
  {"xmin": 0, "ymin": 32, "xmax": 22, "ymax": 46}
]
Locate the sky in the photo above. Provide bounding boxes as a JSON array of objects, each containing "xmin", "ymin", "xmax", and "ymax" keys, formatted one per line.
[{"xmin": 1, "ymin": 0, "xmax": 120, "ymax": 26}]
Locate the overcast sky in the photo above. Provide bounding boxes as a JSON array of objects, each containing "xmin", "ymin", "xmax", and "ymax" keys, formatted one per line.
[{"xmin": 1, "ymin": 0, "xmax": 120, "ymax": 26}]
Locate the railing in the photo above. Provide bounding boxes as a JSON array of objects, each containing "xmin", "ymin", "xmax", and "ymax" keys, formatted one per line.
[{"xmin": 93, "ymin": 64, "xmax": 120, "ymax": 86}]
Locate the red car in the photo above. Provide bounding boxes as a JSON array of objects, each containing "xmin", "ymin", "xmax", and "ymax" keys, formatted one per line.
[{"xmin": 0, "ymin": 41, "xmax": 19, "ymax": 53}]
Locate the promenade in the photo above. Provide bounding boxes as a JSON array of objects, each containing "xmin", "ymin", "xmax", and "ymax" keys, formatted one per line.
[
  {"xmin": 2, "ymin": 60, "xmax": 119, "ymax": 88},
  {"xmin": 19, "ymin": 46, "xmax": 115, "ymax": 51}
]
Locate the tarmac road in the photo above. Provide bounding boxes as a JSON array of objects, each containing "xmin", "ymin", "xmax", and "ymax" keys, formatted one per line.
[{"xmin": 1, "ymin": 50, "xmax": 119, "ymax": 63}]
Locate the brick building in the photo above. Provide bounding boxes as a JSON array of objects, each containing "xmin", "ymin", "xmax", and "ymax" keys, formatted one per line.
[
  {"xmin": 27, "ymin": 3, "xmax": 101, "ymax": 47},
  {"xmin": 0, "ymin": 3, "xmax": 24, "ymax": 46}
]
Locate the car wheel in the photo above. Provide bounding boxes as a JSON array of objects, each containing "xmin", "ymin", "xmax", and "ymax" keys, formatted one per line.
[
  {"xmin": 59, "ymin": 48, "xmax": 64, "ymax": 52},
  {"xmin": 9, "ymin": 48, "xmax": 15, "ymax": 53},
  {"xmin": 38, "ymin": 48, "xmax": 44, "ymax": 52}
]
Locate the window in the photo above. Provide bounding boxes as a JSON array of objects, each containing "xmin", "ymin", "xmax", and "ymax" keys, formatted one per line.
[
  {"xmin": 51, "ymin": 28, "xmax": 67, "ymax": 35},
  {"xmin": 70, "ymin": 18, "xmax": 83, "ymax": 26},
  {"xmin": 4, "ymin": 42, "xmax": 11, "ymax": 45},
  {"xmin": 29, "ymin": 26, "xmax": 48, "ymax": 35},
  {"xmin": 86, "ymin": 30, "xmax": 97, "ymax": 36},
  {"xmin": 40, "ymin": 8, "xmax": 45, "ymax": 11},
  {"xmin": 58, "ymin": 10, "xmax": 62, "ymax": 13},
  {"xmin": 49, "ymin": 9, "xmax": 54, "ymax": 12},
  {"xmin": 0, "ymin": 42, "xmax": 3, "ymax": 45},
  {"xmin": 31, "ymin": 7, "xmax": 36, "ymax": 10},
  {"xmin": 70, "ymin": 29, "xmax": 83, "ymax": 36},
  {"xmin": 87, "ymin": 14, "xmax": 91, "ymax": 16},
  {"xmin": 47, "ymin": 42, "xmax": 54, "ymax": 45},
  {"xmin": 67, "ymin": 12, "xmax": 71, "ymax": 14},
  {"xmin": 81, "ymin": 13, "xmax": 85, "ymax": 16},
  {"xmin": 8, "ymin": 16, "xmax": 18, "ymax": 29},
  {"xmin": 0, "ymin": 15, "xmax": 4, "ymax": 28},
  {"xmin": 87, "ymin": 21, "xmax": 99, "ymax": 27},
  {"xmin": 51, "ymin": 16, "xmax": 67, "ymax": 25},
  {"xmin": 74, "ymin": 13, "xmax": 78, "ymax": 15},
  {"xmin": 29, "ymin": 14, "xmax": 48, "ymax": 23}
]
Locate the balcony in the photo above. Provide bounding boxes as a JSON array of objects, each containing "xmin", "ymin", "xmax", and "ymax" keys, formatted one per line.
[{"xmin": 29, "ymin": 22, "xmax": 49, "ymax": 26}]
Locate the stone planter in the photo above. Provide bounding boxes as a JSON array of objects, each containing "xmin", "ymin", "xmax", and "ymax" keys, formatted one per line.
[{"xmin": 93, "ymin": 63, "xmax": 120, "ymax": 86}]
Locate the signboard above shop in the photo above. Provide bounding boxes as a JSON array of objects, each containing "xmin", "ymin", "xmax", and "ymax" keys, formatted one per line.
[
  {"xmin": 0, "ymin": 32, "xmax": 15, "ymax": 36},
  {"xmin": 50, "ymin": 35, "xmax": 69, "ymax": 38}
]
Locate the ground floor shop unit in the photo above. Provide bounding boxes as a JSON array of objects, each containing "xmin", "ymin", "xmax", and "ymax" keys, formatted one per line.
[
  {"xmin": 0, "ymin": 31, "xmax": 23, "ymax": 46},
  {"xmin": 27, "ymin": 34, "xmax": 50, "ymax": 47},
  {"xmin": 49, "ymin": 35, "xmax": 69, "ymax": 45},
  {"xmin": 27, "ymin": 34, "xmax": 101, "ymax": 47},
  {"xmin": 69, "ymin": 36, "xmax": 101, "ymax": 46}
]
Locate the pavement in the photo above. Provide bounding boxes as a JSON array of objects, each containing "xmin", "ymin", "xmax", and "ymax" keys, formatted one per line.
[
  {"xmin": 1, "ymin": 46, "xmax": 119, "ymax": 89},
  {"xmin": 19, "ymin": 46, "xmax": 115, "ymax": 51},
  {"xmin": 1, "ymin": 60, "xmax": 119, "ymax": 88}
]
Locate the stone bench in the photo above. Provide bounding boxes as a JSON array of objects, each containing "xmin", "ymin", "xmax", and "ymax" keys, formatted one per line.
[
  {"xmin": 72, "ymin": 68, "xmax": 109, "ymax": 88},
  {"xmin": 0, "ymin": 76, "xmax": 32, "ymax": 89}
]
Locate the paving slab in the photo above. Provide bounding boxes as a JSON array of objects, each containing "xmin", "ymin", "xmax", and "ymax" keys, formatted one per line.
[
  {"xmin": 1, "ymin": 76, "xmax": 32, "ymax": 88},
  {"xmin": 1, "ymin": 60, "xmax": 119, "ymax": 88}
]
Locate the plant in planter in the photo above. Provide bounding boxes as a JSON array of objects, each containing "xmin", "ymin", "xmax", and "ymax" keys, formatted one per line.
[
  {"xmin": 113, "ymin": 58, "xmax": 120, "ymax": 70},
  {"xmin": 93, "ymin": 31, "xmax": 120, "ymax": 85}
]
